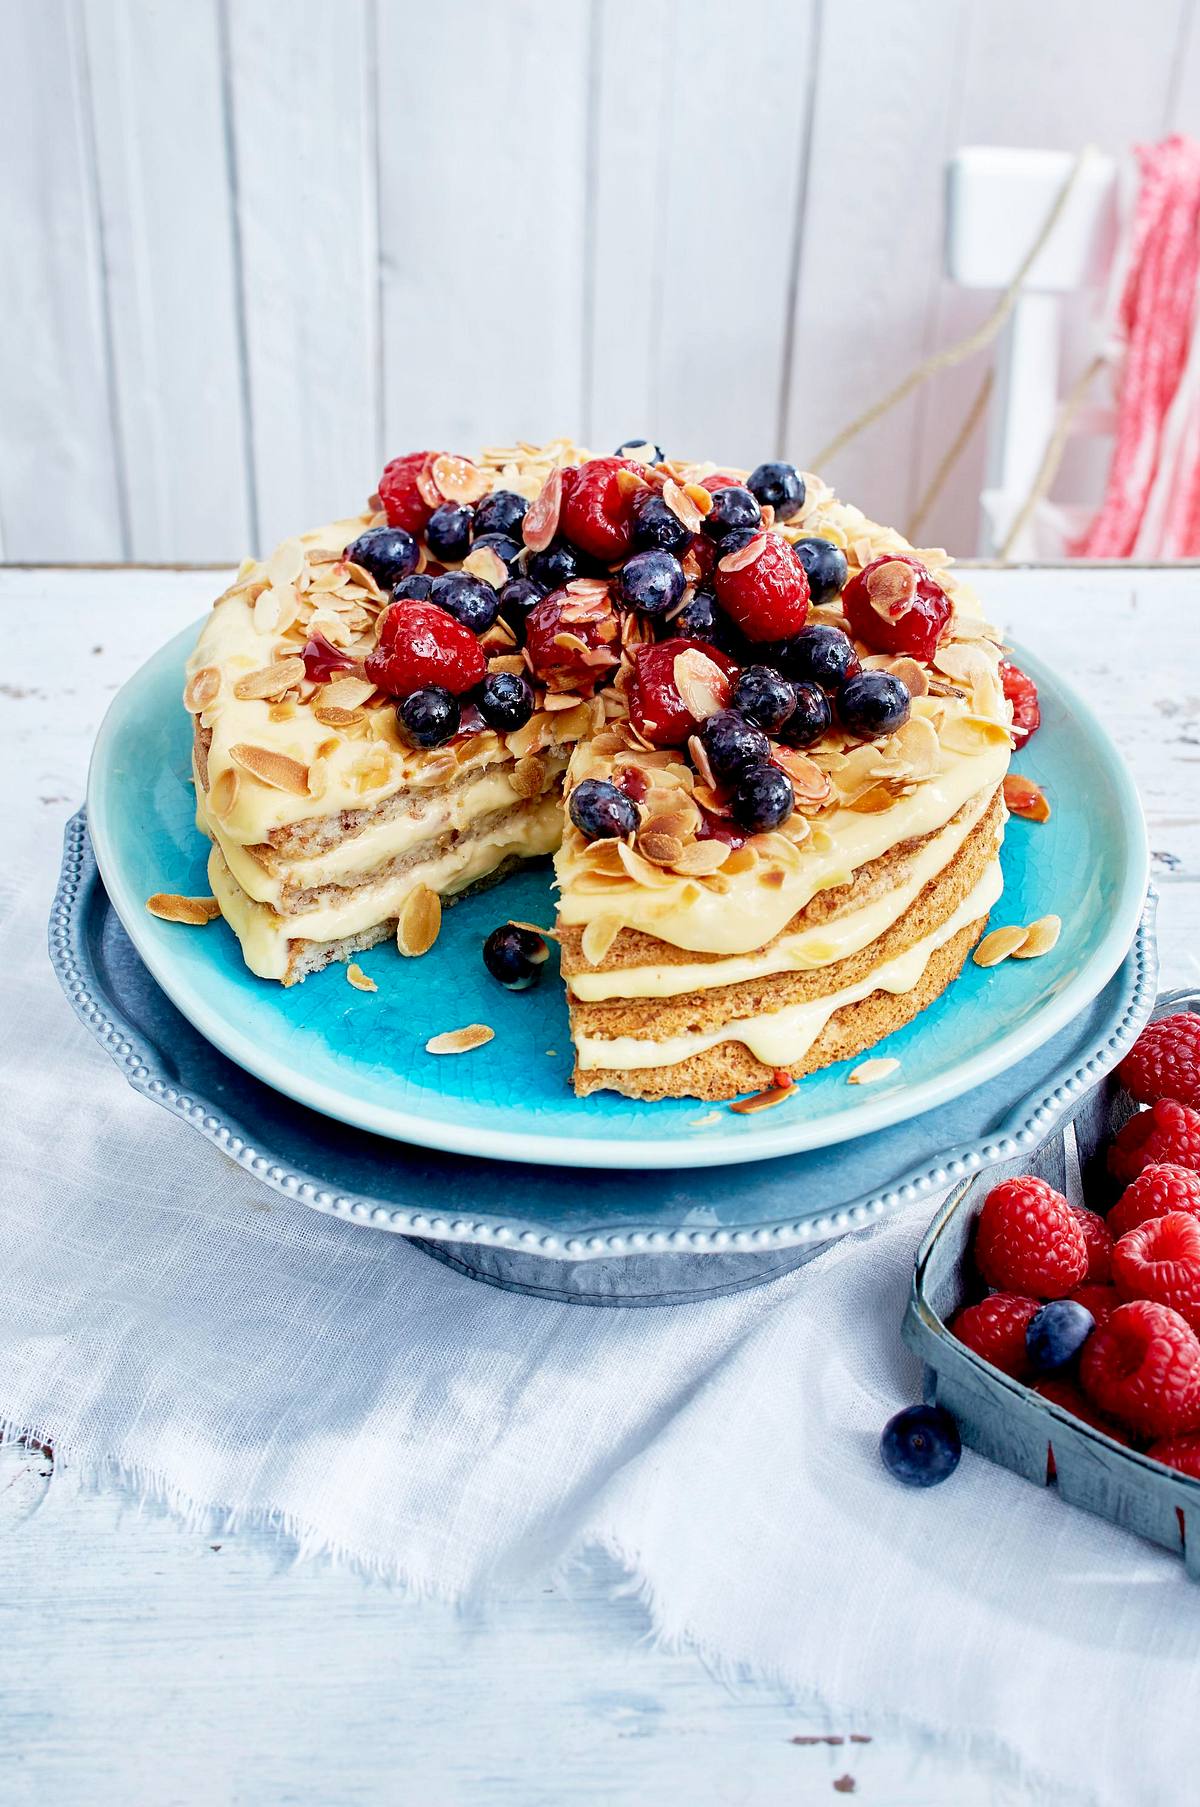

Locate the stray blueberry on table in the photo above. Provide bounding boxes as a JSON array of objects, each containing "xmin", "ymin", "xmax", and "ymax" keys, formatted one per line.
[
  {"xmin": 699, "ymin": 710, "xmax": 771, "ymax": 782},
  {"xmin": 397, "ymin": 684, "xmax": 461, "ymax": 748},
  {"xmin": 474, "ymin": 489, "xmax": 528, "ymax": 540},
  {"xmin": 393, "ymin": 573, "xmax": 435, "ymax": 603},
  {"xmin": 430, "ymin": 571, "xmax": 500, "ymax": 635},
  {"xmin": 617, "ymin": 549, "xmax": 686, "ymax": 620},
  {"xmin": 345, "ymin": 525, "xmax": 419, "ymax": 587},
  {"xmin": 425, "ymin": 503, "xmax": 474, "ymax": 564},
  {"xmin": 631, "ymin": 492, "xmax": 692, "ymax": 555},
  {"xmin": 731, "ymin": 665, "xmax": 796, "ymax": 734},
  {"xmin": 790, "ymin": 536, "xmax": 848, "ymax": 605},
  {"xmin": 779, "ymin": 623, "xmax": 860, "ymax": 690},
  {"xmin": 747, "ymin": 460, "xmax": 806, "ymax": 522},
  {"xmin": 1026, "ymin": 1300, "xmax": 1095, "ymax": 1374},
  {"xmin": 569, "ymin": 778, "xmax": 640, "ymax": 842},
  {"xmin": 731, "ymin": 760, "xmax": 794, "ymax": 832},
  {"xmin": 879, "ymin": 1404, "xmax": 962, "ymax": 1487},
  {"xmin": 478, "ymin": 670, "xmax": 534, "ymax": 733},
  {"xmin": 777, "ymin": 679, "xmax": 832, "ymax": 747},
  {"xmin": 614, "ymin": 437, "xmax": 664, "ymax": 464},
  {"xmin": 702, "ymin": 485, "xmax": 762, "ymax": 542},
  {"xmin": 482, "ymin": 923, "xmax": 550, "ymax": 991},
  {"xmin": 497, "ymin": 576, "xmax": 545, "ymax": 639},
  {"xmin": 838, "ymin": 670, "xmax": 911, "ymax": 739}
]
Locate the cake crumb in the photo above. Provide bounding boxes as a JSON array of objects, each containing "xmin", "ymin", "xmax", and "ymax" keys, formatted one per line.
[
  {"xmin": 346, "ymin": 963, "xmax": 377, "ymax": 993},
  {"xmin": 848, "ymin": 1056, "xmax": 900, "ymax": 1085}
]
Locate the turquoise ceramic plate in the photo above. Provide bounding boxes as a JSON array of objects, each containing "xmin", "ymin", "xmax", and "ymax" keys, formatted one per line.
[{"xmin": 87, "ymin": 622, "xmax": 1148, "ymax": 1170}]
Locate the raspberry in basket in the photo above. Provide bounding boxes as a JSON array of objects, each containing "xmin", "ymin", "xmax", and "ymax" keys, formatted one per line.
[
  {"xmin": 1071, "ymin": 1204, "xmax": 1113, "ymax": 1283},
  {"xmin": 1108, "ymin": 1099, "xmax": 1200, "ymax": 1184},
  {"xmin": 1146, "ymin": 1433, "xmax": 1200, "ymax": 1479},
  {"xmin": 974, "ymin": 1175, "xmax": 1088, "ymax": 1297},
  {"xmin": 950, "ymin": 1293, "xmax": 1040, "ymax": 1379},
  {"xmin": 1034, "ymin": 1376, "xmax": 1132, "ymax": 1446},
  {"xmin": 1108, "ymin": 1163, "xmax": 1200, "ymax": 1239},
  {"xmin": 1118, "ymin": 1012, "xmax": 1200, "ymax": 1112},
  {"xmin": 1112, "ymin": 1211, "xmax": 1200, "ymax": 1330},
  {"xmin": 1079, "ymin": 1299, "xmax": 1200, "ymax": 1438},
  {"xmin": 1068, "ymin": 1282, "xmax": 1120, "ymax": 1327}
]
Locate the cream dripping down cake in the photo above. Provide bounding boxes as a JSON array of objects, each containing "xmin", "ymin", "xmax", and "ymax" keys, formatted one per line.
[{"xmin": 181, "ymin": 439, "xmax": 1026, "ymax": 1103}]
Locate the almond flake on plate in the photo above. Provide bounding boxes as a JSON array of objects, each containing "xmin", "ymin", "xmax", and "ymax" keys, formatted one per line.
[
  {"xmin": 146, "ymin": 893, "xmax": 221, "ymax": 927},
  {"xmin": 1012, "ymin": 914, "xmax": 1061, "ymax": 959},
  {"xmin": 396, "ymin": 885, "xmax": 442, "ymax": 958},
  {"xmin": 729, "ymin": 1081, "xmax": 794, "ymax": 1115},
  {"xmin": 972, "ymin": 924, "xmax": 1029, "ymax": 968},
  {"xmin": 848, "ymin": 1056, "xmax": 900, "ymax": 1085},
  {"xmin": 346, "ymin": 963, "xmax": 378, "ymax": 993},
  {"xmin": 425, "ymin": 1024, "xmax": 495, "ymax": 1055}
]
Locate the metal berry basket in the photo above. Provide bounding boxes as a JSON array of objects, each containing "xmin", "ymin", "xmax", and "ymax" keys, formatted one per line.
[{"xmin": 904, "ymin": 988, "xmax": 1200, "ymax": 1575}]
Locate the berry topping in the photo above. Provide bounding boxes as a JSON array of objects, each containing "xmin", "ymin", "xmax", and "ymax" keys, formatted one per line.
[
  {"xmin": 474, "ymin": 489, "xmax": 529, "ymax": 541},
  {"xmin": 1068, "ymin": 1282, "xmax": 1121, "ymax": 1327},
  {"xmin": 974, "ymin": 1175, "xmax": 1089, "ymax": 1298},
  {"xmin": 791, "ymin": 536, "xmax": 849, "ymax": 605},
  {"xmin": 879, "ymin": 1403, "xmax": 961, "ymax": 1487},
  {"xmin": 732, "ymin": 760, "xmax": 794, "ymax": 833},
  {"xmin": 1108, "ymin": 1163, "xmax": 1200, "ymax": 1240},
  {"xmin": 482, "ymin": 922, "xmax": 549, "ymax": 991},
  {"xmin": 730, "ymin": 666, "xmax": 796, "ymax": 734},
  {"xmin": 1112, "ymin": 1211, "xmax": 1200, "ymax": 1330},
  {"xmin": 1079, "ymin": 1299, "xmax": 1200, "ymax": 1438},
  {"xmin": 559, "ymin": 457, "xmax": 640, "ymax": 560},
  {"xmin": 1119, "ymin": 1012, "xmax": 1200, "ymax": 1113},
  {"xmin": 524, "ymin": 586, "xmax": 621, "ymax": 696},
  {"xmin": 1146, "ymin": 1432, "xmax": 1200, "ymax": 1478},
  {"xmin": 699, "ymin": 709, "xmax": 772, "ymax": 781},
  {"xmin": 628, "ymin": 638, "xmax": 736, "ymax": 748},
  {"xmin": 837, "ymin": 670, "xmax": 911, "ymax": 740},
  {"xmin": 746, "ymin": 461, "xmax": 806, "ymax": 522},
  {"xmin": 1000, "ymin": 659, "xmax": 1041, "ymax": 744},
  {"xmin": 378, "ymin": 450, "xmax": 439, "ymax": 533},
  {"xmin": 777, "ymin": 623, "xmax": 860, "ymax": 690},
  {"xmin": 469, "ymin": 531, "xmax": 524, "ymax": 575},
  {"xmin": 843, "ymin": 555, "xmax": 952, "ymax": 661},
  {"xmin": 1072, "ymin": 1204, "xmax": 1114, "ymax": 1283},
  {"xmin": 617, "ymin": 549, "xmax": 686, "ymax": 620},
  {"xmin": 777, "ymin": 679, "xmax": 832, "ymax": 747},
  {"xmin": 950, "ymin": 1292, "xmax": 1041, "ymax": 1379},
  {"xmin": 301, "ymin": 630, "xmax": 357, "ymax": 684},
  {"xmin": 429, "ymin": 571, "xmax": 500, "ymax": 636},
  {"xmin": 672, "ymin": 587, "xmax": 721, "ymax": 643},
  {"xmin": 424, "ymin": 503, "xmax": 474, "ymax": 564},
  {"xmin": 344, "ymin": 524, "xmax": 419, "ymax": 587},
  {"xmin": 478, "ymin": 670, "xmax": 534, "ymax": 733},
  {"xmin": 393, "ymin": 573, "xmax": 435, "ymax": 602},
  {"xmin": 1026, "ymin": 1299, "xmax": 1095, "ymax": 1373},
  {"xmin": 714, "ymin": 532, "xmax": 810, "ymax": 643},
  {"xmin": 397, "ymin": 684, "xmax": 461, "ymax": 748},
  {"xmin": 614, "ymin": 437, "xmax": 664, "ymax": 463},
  {"xmin": 569, "ymin": 777, "xmax": 640, "ymax": 842},
  {"xmin": 365, "ymin": 601, "xmax": 486, "ymax": 699},
  {"xmin": 522, "ymin": 466, "xmax": 570, "ymax": 553},
  {"xmin": 702, "ymin": 484, "xmax": 763, "ymax": 542},
  {"xmin": 526, "ymin": 540, "xmax": 584, "ymax": 591},
  {"xmin": 631, "ymin": 492, "xmax": 692, "ymax": 556},
  {"xmin": 496, "ymin": 576, "xmax": 545, "ymax": 639},
  {"xmin": 1108, "ymin": 1099, "xmax": 1200, "ymax": 1185}
]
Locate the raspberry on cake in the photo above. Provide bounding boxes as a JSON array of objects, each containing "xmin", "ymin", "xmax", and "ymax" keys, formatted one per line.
[{"xmin": 182, "ymin": 439, "xmax": 1020, "ymax": 1100}]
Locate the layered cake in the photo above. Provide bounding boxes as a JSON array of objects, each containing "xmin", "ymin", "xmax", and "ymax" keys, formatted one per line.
[{"xmin": 180, "ymin": 439, "xmax": 1019, "ymax": 1101}]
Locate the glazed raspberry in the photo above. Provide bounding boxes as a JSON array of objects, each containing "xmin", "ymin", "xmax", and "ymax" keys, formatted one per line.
[
  {"xmin": 523, "ymin": 583, "xmax": 621, "ymax": 696},
  {"xmin": 1034, "ymin": 1376, "xmax": 1132, "ymax": 1446},
  {"xmin": 1146, "ymin": 1432, "xmax": 1200, "ymax": 1477},
  {"xmin": 1118, "ymin": 1012, "xmax": 1200, "ymax": 1112},
  {"xmin": 999, "ymin": 659, "xmax": 1041, "ymax": 745},
  {"xmin": 1079, "ymin": 1299, "xmax": 1200, "ymax": 1438},
  {"xmin": 1112, "ymin": 1212, "xmax": 1200, "ymax": 1330},
  {"xmin": 364, "ymin": 601, "xmax": 485, "ymax": 699},
  {"xmin": 1068, "ymin": 1282, "xmax": 1121, "ymax": 1327},
  {"xmin": 1072, "ymin": 1204, "xmax": 1114, "ymax": 1283},
  {"xmin": 714, "ymin": 533, "xmax": 810, "ymax": 643},
  {"xmin": 628, "ymin": 638, "xmax": 737, "ymax": 748},
  {"xmin": 559, "ymin": 458, "xmax": 640, "ymax": 561},
  {"xmin": 950, "ymin": 1293, "xmax": 1040, "ymax": 1379},
  {"xmin": 1108, "ymin": 1099, "xmax": 1200, "ymax": 1184},
  {"xmin": 974, "ymin": 1175, "xmax": 1088, "ymax": 1298},
  {"xmin": 1109, "ymin": 1163, "xmax": 1200, "ymax": 1239},
  {"xmin": 378, "ymin": 450, "xmax": 438, "ymax": 534},
  {"xmin": 842, "ymin": 555, "xmax": 952, "ymax": 661}
]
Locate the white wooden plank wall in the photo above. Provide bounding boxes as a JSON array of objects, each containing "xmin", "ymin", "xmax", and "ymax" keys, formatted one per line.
[{"xmin": 2, "ymin": 0, "xmax": 1198, "ymax": 565}]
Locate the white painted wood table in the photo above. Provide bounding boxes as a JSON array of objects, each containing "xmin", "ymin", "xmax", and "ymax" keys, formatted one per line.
[{"xmin": 2, "ymin": 564, "xmax": 1197, "ymax": 1807}]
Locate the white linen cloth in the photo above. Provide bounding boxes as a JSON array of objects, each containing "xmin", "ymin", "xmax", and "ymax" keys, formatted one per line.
[{"xmin": 3, "ymin": 797, "xmax": 1197, "ymax": 1807}]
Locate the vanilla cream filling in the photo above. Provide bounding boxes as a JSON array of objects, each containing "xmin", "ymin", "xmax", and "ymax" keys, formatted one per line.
[
  {"xmin": 572, "ymin": 858, "xmax": 1002, "ymax": 1072},
  {"xmin": 208, "ymin": 795, "xmax": 562, "ymax": 980},
  {"xmin": 566, "ymin": 788, "xmax": 998, "ymax": 1000},
  {"xmin": 557, "ymin": 735, "xmax": 1009, "ymax": 957}
]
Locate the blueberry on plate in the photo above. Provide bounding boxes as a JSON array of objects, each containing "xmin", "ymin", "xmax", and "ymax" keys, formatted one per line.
[
  {"xmin": 425, "ymin": 503, "xmax": 474, "ymax": 564},
  {"xmin": 497, "ymin": 576, "xmax": 545, "ymax": 639},
  {"xmin": 345, "ymin": 525, "xmax": 419, "ymax": 587},
  {"xmin": 569, "ymin": 778, "xmax": 640, "ymax": 841},
  {"xmin": 731, "ymin": 759, "xmax": 794, "ymax": 832},
  {"xmin": 393, "ymin": 573, "xmax": 435, "ymax": 603},
  {"xmin": 777, "ymin": 679, "xmax": 831, "ymax": 747},
  {"xmin": 474, "ymin": 489, "xmax": 528, "ymax": 540},
  {"xmin": 614, "ymin": 437, "xmax": 664, "ymax": 464},
  {"xmin": 1026, "ymin": 1301, "xmax": 1095, "ymax": 1373},
  {"xmin": 397, "ymin": 684, "xmax": 460, "ymax": 748},
  {"xmin": 731, "ymin": 665, "xmax": 795, "ymax": 735},
  {"xmin": 631, "ymin": 491, "xmax": 692, "ymax": 556},
  {"xmin": 880, "ymin": 1404, "xmax": 962, "ymax": 1487},
  {"xmin": 792, "ymin": 535, "xmax": 848, "ymax": 605},
  {"xmin": 430, "ymin": 571, "xmax": 500, "ymax": 635},
  {"xmin": 747, "ymin": 460, "xmax": 806, "ymax": 522},
  {"xmin": 702, "ymin": 485, "xmax": 762, "ymax": 542},
  {"xmin": 699, "ymin": 710, "xmax": 771, "ymax": 782},
  {"xmin": 617, "ymin": 549, "xmax": 685, "ymax": 619},
  {"xmin": 525, "ymin": 540, "xmax": 582, "ymax": 591},
  {"xmin": 482, "ymin": 922, "xmax": 550, "ymax": 991},
  {"xmin": 779, "ymin": 623, "xmax": 860, "ymax": 690},
  {"xmin": 470, "ymin": 531, "xmax": 524, "ymax": 576},
  {"xmin": 478, "ymin": 670, "xmax": 534, "ymax": 733},
  {"xmin": 838, "ymin": 670, "xmax": 911, "ymax": 739}
]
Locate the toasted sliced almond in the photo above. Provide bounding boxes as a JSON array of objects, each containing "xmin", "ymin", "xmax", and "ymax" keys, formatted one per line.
[
  {"xmin": 729, "ymin": 1082, "xmax": 794, "ymax": 1115},
  {"xmin": 432, "ymin": 454, "xmax": 490, "ymax": 505},
  {"xmin": 637, "ymin": 830, "xmax": 685, "ymax": 866},
  {"xmin": 717, "ymin": 533, "xmax": 767, "ymax": 574},
  {"xmin": 313, "ymin": 704, "xmax": 366, "ymax": 730},
  {"xmin": 267, "ymin": 538, "xmax": 305, "ymax": 589},
  {"xmin": 1003, "ymin": 773, "xmax": 1051, "ymax": 822},
  {"xmin": 511, "ymin": 753, "xmax": 547, "ymax": 799},
  {"xmin": 863, "ymin": 558, "xmax": 918, "ymax": 620},
  {"xmin": 617, "ymin": 841, "xmax": 679, "ymax": 888},
  {"xmin": 346, "ymin": 963, "xmax": 378, "ymax": 993},
  {"xmin": 581, "ymin": 915, "xmax": 623, "ymax": 964},
  {"xmin": 209, "ymin": 767, "xmax": 240, "ymax": 819},
  {"xmin": 183, "ymin": 665, "xmax": 221, "ymax": 712},
  {"xmin": 521, "ymin": 467, "xmax": 564, "ymax": 551},
  {"xmin": 463, "ymin": 545, "xmax": 508, "ymax": 588},
  {"xmin": 848, "ymin": 1057, "xmax": 900, "ymax": 1085},
  {"xmin": 662, "ymin": 478, "xmax": 704, "ymax": 533},
  {"xmin": 670, "ymin": 839, "xmax": 730, "ymax": 877},
  {"xmin": 230, "ymin": 743, "xmax": 311, "ymax": 795},
  {"xmin": 233, "ymin": 657, "xmax": 306, "ymax": 702},
  {"xmin": 426, "ymin": 1024, "xmax": 495, "ymax": 1055},
  {"xmin": 1013, "ymin": 914, "xmax": 1061, "ymax": 959},
  {"xmin": 397, "ymin": 885, "xmax": 441, "ymax": 958},
  {"xmin": 720, "ymin": 844, "xmax": 758, "ymax": 875},
  {"xmin": 940, "ymin": 713, "xmax": 1012, "ymax": 754},
  {"xmin": 972, "ymin": 924, "xmax": 1029, "ymax": 968},
  {"xmin": 672, "ymin": 648, "xmax": 730, "ymax": 723},
  {"xmin": 146, "ymin": 893, "xmax": 221, "ymax": 926}
]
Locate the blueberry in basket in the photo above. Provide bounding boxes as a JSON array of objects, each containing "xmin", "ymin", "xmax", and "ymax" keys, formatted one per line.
[{"xmin": 1026, "ymin": 1300, "xmax": 1096, "ymax": 1375}]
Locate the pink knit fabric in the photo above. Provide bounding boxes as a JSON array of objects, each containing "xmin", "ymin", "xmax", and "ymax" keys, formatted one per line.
[{"xmin": 1075, "ymin": 135, "xmax": 1200, "ymax": 558}]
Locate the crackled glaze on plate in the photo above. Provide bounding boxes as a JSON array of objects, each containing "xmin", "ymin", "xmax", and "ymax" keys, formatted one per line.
[{"xmin": 86, "ymin": 623, "xmax": 1149, "ymax": 1169}]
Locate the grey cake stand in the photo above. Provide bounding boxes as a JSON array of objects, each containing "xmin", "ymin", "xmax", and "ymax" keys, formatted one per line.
[{"xmin": 50, "ymin": 812, "xmax": 1158, "ymax": 1306}]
